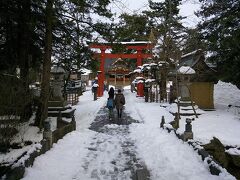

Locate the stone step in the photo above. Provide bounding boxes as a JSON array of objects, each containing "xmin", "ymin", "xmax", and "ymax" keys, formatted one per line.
[{"xmin": 135, "ymin": 168, "xmax": 150, "ymax": 180}]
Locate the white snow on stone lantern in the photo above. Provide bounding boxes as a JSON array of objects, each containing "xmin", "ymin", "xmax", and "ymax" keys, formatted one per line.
[
  {"xmin": 177, "ymin": 66, "xmax": 196, "ymax": 75},
  {"xmin": 50, "ymin": 66, "xmax": 66, "ymax": 103},
  {"xmin": 177, "ymin": 65, "xmax": 195, "ymax": 100}
]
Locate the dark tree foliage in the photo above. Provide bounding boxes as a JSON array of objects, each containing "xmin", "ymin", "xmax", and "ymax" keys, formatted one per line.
[
  {"xmin": 0, "ymin": 0, "xmax": 43, "ymax": 78},
  {"xmin": 0, "ymin": 0, "xmax": 113, "ymax": 76},
  {"xmin": 143, "ymin": 0, "xmax": 186, "ymax": 60},
  {"xmin": 34, "ymin": 0, "xmax": 113, "ymax": 128},
  {"xmin": 0, "ymin": 0, "xmax": 113, "ymax": 128},
  {"xmin": 52, "ymin": 0, "xmax": 113, "ymax": 73},
  {"xmin": 197, "ymin": 0, "xmax": 240, "ymax": 88},
  {"xmin": 182, "ymin": 28, "xmax": 206, "ymax": 54},
  {"xmin": 115, "ymin": 13, "xmax": 150, "ymax": 42}
]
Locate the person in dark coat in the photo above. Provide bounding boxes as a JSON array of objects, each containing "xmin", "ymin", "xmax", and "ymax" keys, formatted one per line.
[
  {"xmin": 107, "ymin": 87, "xmax": 115, "ymax": 120},
  {"xmin": 114, "ymin": 89, "xmax": 125, "ymax": 119},
  {"xmin": 108, "ymin": 87, "xmax": 115, "ymax": 99}
]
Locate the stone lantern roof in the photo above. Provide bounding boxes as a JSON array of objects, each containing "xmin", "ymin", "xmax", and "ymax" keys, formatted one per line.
[
  {"xmin": 51, "ymin": 66, "xmax": 66, "ymax": 74},
  {"xmin": 177, "ymin": 65, "xmax": 196, "ymax": 75}
]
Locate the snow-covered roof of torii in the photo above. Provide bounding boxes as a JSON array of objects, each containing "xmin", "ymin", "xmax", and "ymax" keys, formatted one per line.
[{"xmin": 88, "ymin": 41, "xmax": 153, "ymax": 49}]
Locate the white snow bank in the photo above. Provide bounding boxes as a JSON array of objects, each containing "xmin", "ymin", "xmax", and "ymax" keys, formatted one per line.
[{"xmin": 214, "ymin": 80, "xmax": 240, "ymax": 109}]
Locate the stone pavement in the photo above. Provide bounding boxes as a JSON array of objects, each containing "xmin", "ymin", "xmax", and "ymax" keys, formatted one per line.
[{"xmin": 74, "ymin": 106, "xmax": 150, "ymax": 180}]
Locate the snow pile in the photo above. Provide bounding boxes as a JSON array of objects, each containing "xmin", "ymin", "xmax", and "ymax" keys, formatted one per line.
[
  {"xmin": 13, "ymin": 143, "xmax": 42, "ymax": 168},
  {"xmin": 226, "ymin": 148, "xmax": 240, "ymax": 156},
  {"xmin": 214, "ymin": 81, "xmax": 240, "ymax": 109}
]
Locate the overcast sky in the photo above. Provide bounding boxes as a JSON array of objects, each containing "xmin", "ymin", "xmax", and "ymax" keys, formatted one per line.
[{"xmin": 109, "ymin": 0, "xmax": 201, "ymax": 27}]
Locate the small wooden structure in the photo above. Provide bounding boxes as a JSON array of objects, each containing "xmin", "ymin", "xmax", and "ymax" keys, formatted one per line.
[
  {"xmin": 107, "ymin": 58, "xmax": 131, "ymax": 87},
  {"xmin": 179, "ymin": 49, "xmax": 216, "ymax": 109}
]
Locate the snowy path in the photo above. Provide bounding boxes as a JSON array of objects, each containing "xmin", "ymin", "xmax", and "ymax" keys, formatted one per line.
[
  {"xmin": 22, "ymin": 88, "xmax": 235, "ymax": 180},
  {"xmin": 72, "ymin": 107, "xmax": 146, "ymax": 180}
]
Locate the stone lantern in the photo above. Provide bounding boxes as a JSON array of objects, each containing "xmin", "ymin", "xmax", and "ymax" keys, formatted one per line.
[
  {"xmin": 177, "ymin": 65, "xmax": 195, "ymax": 101},
  {"xmin": 50, "ymin": 66, "xmax": 66, "ymax": 106}
]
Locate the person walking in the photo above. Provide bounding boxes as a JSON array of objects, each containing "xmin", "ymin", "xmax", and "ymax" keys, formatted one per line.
[
  {"xmin": 114, "ymin": 89, "xmax": 125, "ymax": 120},
  {"xmin": 107, "ymin": 87, "xmax": 115, "ymax": 120},
  {"xmin": 108, "ymin": 87, "xmax": 114, "ymax": 99}
]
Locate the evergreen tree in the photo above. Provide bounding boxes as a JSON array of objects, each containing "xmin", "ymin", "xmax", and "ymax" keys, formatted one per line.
[
  {"xmin": 143, "ymin": 0, "xmax": 186, "ymax": 100},
  {"xmin": 197, "ymin": 0, "xmax": 240, "ymax": 88},
  {"xmin": 182, "ymin": 28, "xmax": 206, "ymax": 54},
  {"xmin": 34, "ymin": 0, "xmax": 113, "ymax": 128},
  {"xmin": 115, "ymin": 13, "xmax": 150, "ymax": 42},
  {"xmin": 35, "ymin": 0, "xmax": 54, "ymax": 128},
  {"xmin": 0, "ymin": 0, "xmax": 43, "ymax": 78},
  {"xmin": 1, "ymin": 0, "xmax": 113, "ymax": 128},
  {"xmin": 143, "ymin": 0, "xmax": 186, "ymax": 61}
]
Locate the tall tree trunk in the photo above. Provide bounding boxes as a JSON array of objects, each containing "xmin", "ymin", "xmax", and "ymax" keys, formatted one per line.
[
  {"xmin": 18, "ymin": 0, "xmax": 31, "ymax": 89},
  {"xmin": 16, "ymin": 0, "xmax": 32, "ymax": 121},
  {"xmin": 35, "ymin": 0, "xmax": 53, "ymax": 129}
]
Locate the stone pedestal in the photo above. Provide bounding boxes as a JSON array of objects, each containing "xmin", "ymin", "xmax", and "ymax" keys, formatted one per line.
[
  {"xmin": 183, "ymin": 131, "xmax": 193, "ymax": 141},
  {"xmin": 43, "ymin": 130, "xmax": 53, "ymax": 149},
  {"xmin": 183, "ymin": 118, "xmax": 193, "ymax": 141},
  {"xmin": 51, "ymin": 81, "xmax": 64, "ymax": 100}
]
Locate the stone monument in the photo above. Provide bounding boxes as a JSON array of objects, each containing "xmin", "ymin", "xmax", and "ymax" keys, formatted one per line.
[{"xmin": 49, "ymin": 66, "xmax": 66, "ymax": 107}]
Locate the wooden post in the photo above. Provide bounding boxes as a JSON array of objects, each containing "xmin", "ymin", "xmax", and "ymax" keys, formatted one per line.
[
  {"xmin": 137, "ymin": 49, "xmax": 143, "ymax": 66},
  {"xmin": 97, "ymin": 48, "xmax": 106, "ymax": 97}
]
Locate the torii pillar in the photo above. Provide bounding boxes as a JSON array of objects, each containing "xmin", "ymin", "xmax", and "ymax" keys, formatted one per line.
[
  {"xmin": 97, "ymin": 48, "xmax": 106, "ymax": 97},
  {"xmin": 137, "ymin": 49, "xmax": 143, "ymax": 67}
]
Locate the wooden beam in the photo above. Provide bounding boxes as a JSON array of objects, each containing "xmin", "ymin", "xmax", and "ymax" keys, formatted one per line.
[{"xmin": 93, "ymin": 53, "xmax": 152, "ymax": 59}]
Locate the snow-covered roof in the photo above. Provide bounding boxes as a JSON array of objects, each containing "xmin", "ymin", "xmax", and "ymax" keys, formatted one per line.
[
  {"xmin": 135, "ymin": 76, "xmax": 145, "ymax": 80},
  {"xmin": 142, "ymin": 63, "xmax": 150, "ymax": 67},
  {"xmin": 133, "ymin": 69, "xmax": 142, "ymax": 73},
  {"xmin": 121, "ymin": 41, "xmax": 151, "ymax": 44},
  {"xmin": 177, "ymin": 66, "xmax": 196, "ymax": 74},
  {"xmin": 158, "ymin": 61, "xmax": 170, "ymax": 65},
  {"xmin": 169, "ymin": 58, "xmax": 175, "ymax": 63},
  {"xmin": 149, "ymin": 63, "xmax": 157, "ymax": 66},
  {"xmin": 145, "ymin": 79, "xmax": 155, "ymax": 83},
  {"xmin": 137, "ymin": 80, "xmax": 144, "ymax": 84},
  {"xmin": 159, "ymin": 61, "xmax": 167, "ymax": 64},
  {"xmin": 79, "ymin": 68, "xmax": 92, "ymax": 75},
  {"xmin": 51, "ymin": 66, "xmax": 65, "ymax": 74},
  {"xmin": 180, "ymin": 49, "xmax": 203, "ymax": 68},
  {"xmin": 181, "ymin": 49, "xmax": 201, "ymax": 59}
]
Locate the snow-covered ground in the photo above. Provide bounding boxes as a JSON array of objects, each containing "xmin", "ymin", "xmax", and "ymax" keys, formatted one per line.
[
  {"xmin": 20, "ymin": 81, "xmax": 240, "ymax": 180},
  {"xmin": 1, "ymin": 81, "xmax": 239, "ymax": 179}
]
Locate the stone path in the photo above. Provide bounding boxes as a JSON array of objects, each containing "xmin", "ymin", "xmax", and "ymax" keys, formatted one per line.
[{"xmin": 73, "ymin": 107, "xmax": 149, "ymax": 180}]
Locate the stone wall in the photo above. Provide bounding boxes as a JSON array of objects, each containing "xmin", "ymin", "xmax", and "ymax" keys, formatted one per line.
[
  {"xmin": 2, "ymin": 120, "xmax": 76, "ymax": 180},
  {"xmin": 162, "ymin": 124, "xmax": 230, "ymax": 177}
]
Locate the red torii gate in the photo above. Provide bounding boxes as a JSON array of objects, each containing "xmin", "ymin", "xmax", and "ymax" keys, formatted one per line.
[{"xmin": 89, "ymin": 42, "xmax": 153, "ymax": 97}]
